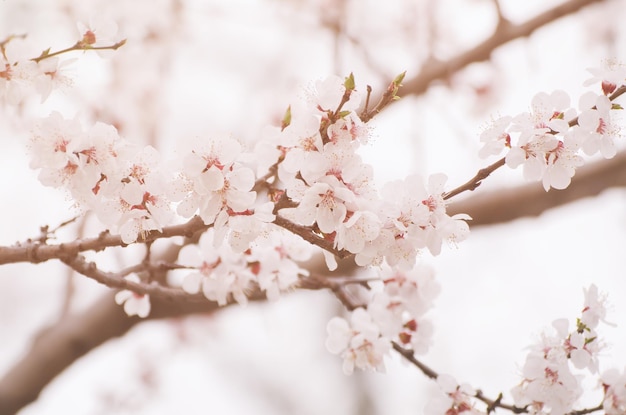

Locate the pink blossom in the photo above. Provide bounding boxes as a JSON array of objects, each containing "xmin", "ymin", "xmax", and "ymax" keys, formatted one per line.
[
  {"xmin": 584, "ymin": 60, "xmax": 626, "ymax": 95},
  {"xmin": 325, "ymin": 308, "xmax": 390, "ymax": 375},
  {"xmin": 114, "ymin": 274, "xmax": 151, "ymax": 318}
]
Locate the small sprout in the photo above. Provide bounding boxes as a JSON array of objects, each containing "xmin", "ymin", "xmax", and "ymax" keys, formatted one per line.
[
  {"xmin": 393, "ymin": 71, "xmax": 406, "ymax": 87},
  {"xmin": 113, "ymin": 39, "xmax": 127, "ymax": 50},
  {"xmin": 611, "ymin": 103, "xmax": 623, "ymax": 110},
  {"xmin": 584, "ymin": 336, "xmax": 597, "ymax": 345},
  {"xmin": 336, "ymin": 110, "xmax": 351, "ymax": 119},
  {"xmin": 281, "ymin": 105, "xmax": 292, "ymax": 131},
  {"xmin": 344, "ymin": 72, "xmax": 355, "ymax": 91}
]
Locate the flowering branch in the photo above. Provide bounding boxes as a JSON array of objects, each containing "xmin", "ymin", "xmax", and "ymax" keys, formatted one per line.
[
  {"xmin": 390, "ymin": 341, "xmax": 437, "ymax": 379},
  {"xmin": 447, "ymin": 149, "xmax": 626, "ymax": 226},
  {"xmin": 30, "ymin": 38, "xmax": 127, "ymax": 63},
  {"xmin": 445, "ymin": 80, "xmax": 626, "ymax": 200},
  {"xmin": 273, "ymin": 215, "xmax": 352, "ymax": 259},
  {"xmin": 2, "ymin": 5, "xmax": 624, "ymax": 411},
  {"xmin": 59, "ymin": 254, "xmax": 205, "ymax": 303},
  {"xmin": 359, "ymin": 71, "xmax": 405, "ymax": 122},
  {"xmin": 0, "ymin": 216, "xmax": 208, "ymax": 266}
]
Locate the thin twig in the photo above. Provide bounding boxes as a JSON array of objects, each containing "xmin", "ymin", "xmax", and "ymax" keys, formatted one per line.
[
  {"xmin": 31, "ymin": 39, "xmax": 127, "ymax": 63},
  {"xmin": 60, "ymin": 254, "xmax": 207, "ymax": 303},
  {"xmin": 0, "ymin": 215, "xmax": 208, "ymax": 266},
  {"xmin": 390, "ymin": 342, "xmax": 438, "ymax": 379},
  {"xmin": 443, "ymin": 157, "xmax": 506, "ymax": 200},
  {"xmin": 273, "ymin": 215, "xmax": 352, "ymax": 259},
  {"xmin": 400, "ymin": 0, "xmax": 606, "ymax": 98}
]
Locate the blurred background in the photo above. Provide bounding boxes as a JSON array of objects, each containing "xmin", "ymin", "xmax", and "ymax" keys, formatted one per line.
[{"xmin": 0, "ymin": 0, "xmax": 625, "ymax": 413}]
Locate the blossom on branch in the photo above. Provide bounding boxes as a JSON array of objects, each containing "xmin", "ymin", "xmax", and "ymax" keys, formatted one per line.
[
  {"xmin": 326, "ymin": 264, "xmax": 439, "ymax": 373},
  {"xmin": 425, "ymin": 374, "xmax": 482, "ymax": 415},
  {"xmin": 601, "ymin": 367, "xmax": 626, "ymax": 415},
  {"xmin": 511, "ymin": 285, "xmax": 610, "ymax": 415},
  {"xmin": 326, "ymin": 308, "xmax": 390, "ymax": 375},
  {"xmin": 114, "ymin": 274, "xmax": 151, "ymax": 318}
]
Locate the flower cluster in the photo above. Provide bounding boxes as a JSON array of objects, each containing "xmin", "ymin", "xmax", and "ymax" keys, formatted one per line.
[
  {"xmin": 325, "ymin": 265, "xmax": 439, "ymax": 374},
  {"xmin": 0, "ymin": 19, "xmax": 122, "ymax": 105},
  {"xmin": 425, "ymin": 374, "xmax": 483, "ymax": 415},
  {"xmin": 601, "ymin": 367, "xmax": 626, "ymax": 414},
  {"xmin": 274, "ymin": 75, "xmax": 470, "ymax": 270},
  {"xmin": 480, "ymin": 62, "xmax": 625, "ymax": 191},
  {"xmin": 29, "ymin": 113, "xmax": 175, "ymax": 243},
  {"xmin": 0, "ymin": 40, "xmax": 70, "ymax": 104},
  {"xmin": 177, "ymin": 228, "xmax": 312, "ymax": 305},
  {"xmin": 510, "ymin": 284, "xmax": 609, "ymax": 415},
  {"xmin": 27, "ymin": 74, "xmax": 470, "ymax": 321},
  {"xmin": 24, "ymin": 36, "xmax": 626, "ymax": 415}
]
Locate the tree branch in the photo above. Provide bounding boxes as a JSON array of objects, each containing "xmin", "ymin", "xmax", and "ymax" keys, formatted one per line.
[
  {"xmin": 447, "ymin": 150, "xmax": 626, "ymax": 226},
  {"xmin": 0, "ymin": 216, "xmax": 208, "ymax": 266},
  {"xmin": 59, "ymin": 254, "xmax": 207, "ymax": 303},
  {"xmin": 0, "ymin": 292, "xmax": 234, "ymax": 415},
  {"xmin": 400, "ymin": 0, "xmax": 606, "ymax": 98}
]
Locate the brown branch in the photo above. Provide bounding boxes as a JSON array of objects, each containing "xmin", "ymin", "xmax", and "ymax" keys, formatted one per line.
[
  {"xmin": 475, "ymin": 390, "xmax": 527, "ymax": 414},
  {"xmin": 0, "ymin": 215, "xmax": 208, "ymax": 266},
  {"xmin": 359, "ymin": 72, "xmax": 405, "ymax": 123},
  {"xmin": 447, "ymin": 150, "xmax": 626, "ymax": 227},
  {"xmin": 0, "ymin": 291, "xmax": 237, "ymax": 415},
  {"xmin": 0, "ymin": 211, "xmax": 353, "ymax": 267},
  {"xmin": 0, "ymin": 251, "xmax": 353, "ymax": 414},
  {"xmin": 59, "ymin": 254, "xmax": 206, "ymax": 303},
  {"xmin": 444, "ymin": 157, "xmax": 506, "ymax": 200},
  {"xmin": 30, "ymin": 39, "xmax": 127, "ymax": 63},
  {"xmin": 273, "ymin": 215, "xmax": 352, "ymax": 259},
  {"xmin": 390, "ymin": 342, "xmax": 438, "ymax": 380},
  {"xmin": 568, "ymin": 404, "xmax": 604, "ymax": 415},
  {"xmin": 399, "ymin": 0, "xmax": 606, "ymax": 98}
]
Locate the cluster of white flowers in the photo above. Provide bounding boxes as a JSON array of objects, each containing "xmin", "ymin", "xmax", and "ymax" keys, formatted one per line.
[
  {"xmin": 425, "ymin": 374, "xmax": 483, "ymax": 415},
  {"xmin": 424, "ymin": 285, "xmax": 616, "ymax": 415},
  {"xmin": 0, "ymin": 18, "xmax": 120, "ymax": 105},
  {"xmin": 29, "ymin": 112, "xmax": 175, "ymax": 244},
  {"xmin": 28, "ymin": 71, "xmax": 470, "ymax": 321},
  {"xmin": 510, "ymin": 285, "xmax": 609, "ymax": 415},
  {"xmin": 601, "ymin": 367, "xmax": 626, "ymax": 414},
  {"xmin": 275, "ymin": 76, "xmax": 470, "ymax": 270},
  {"xmin": 480, "ymin": 61, "xmax": 625, "ymax": 191},
  {"xmin": 177, "ymin": 228, "xmax": 311, "ymax": 305},
  {"xmin": 325, "ymin": 265, "xmax": 439, "ymax": 374},
  {"xmin": 19, "ymin": 28, "xmax": 626, "ymax": 413},
  {"xmin": 0, "ymin": 43, "xmax": 69, "ymax": 104}
]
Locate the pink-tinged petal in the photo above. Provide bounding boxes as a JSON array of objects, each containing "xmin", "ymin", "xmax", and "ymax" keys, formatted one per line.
[
  {"xmin": 229, "ymin": 167, "xmax": 255, "ymax": 191},
  {"xmin": 183, "ymin": 152, "xmax": 207, "ymax": 176},
  {"xmin": 428, "ymin": 173, "xmax": 448, "ymax": 194},
  {"xmin": 317, "ymin": 202, "xmax": 345, "ymax": 234},
  {"xmin": 322, "ymin": 250, "xmax": 338, "ymax": 271},
  {"xmin": 326, "ymin": 317, "xmax": 351, "ymax": 354},
  {"xmin": 126, "ymin": 295, "xmax": 150, "ymax": 318},
  {"xmin": 216, "ymin": 137, "xmax": 242, "ymax": 165},
  {"xmin": 182, "ymin": 273, "xmax": 202, "ymax": 294},
  {"xmin": 201, "ymin": 167, "xmax": 224, "ymax": 191},
  {"xmin": 120, "ymin": 220, "xmax": 141, "ymax": 243},
  {"xmin": 505, "ymin": 147, "xmax": 526, "ymax": 169},
  {"xmin": 177, "ymin": 195, "xmax": 199, "ymax": 218},
  {"xmin": 115, "ymin": 290, "xmax": 132, "ymax": 305},
  {"xmin": 226, "ymin": 189, "xmax": 256, "ymax": 212}
]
